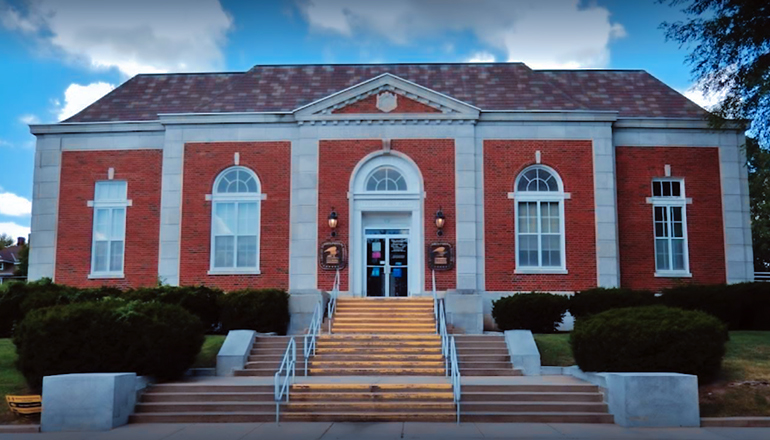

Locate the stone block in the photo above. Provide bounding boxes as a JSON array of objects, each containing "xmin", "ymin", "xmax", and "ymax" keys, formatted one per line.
[
  {"xmin": 288, "ymin": 292, "xmax": 324, "ymax": 335},
  {"xmin": 41, "ymin": 373, "xmax": 137, "ymax": 432},
  {"xmin": 216, "ymin": 330, "xmax": 257, "ymax": 376},
  {"xmin": 445, "ymin": 291, "xmax": 483, "ymax": 334},
  {"xmin": 604, "ymin": 373, "xmax": 700, "ymax": 428},
  {"xmin": 504, "ymin": 330, "xmax": 541, "ymax": 376}
]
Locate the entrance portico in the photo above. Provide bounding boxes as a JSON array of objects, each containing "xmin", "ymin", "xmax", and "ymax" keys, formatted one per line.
[{"xmin": 349, "ymin": 151, "xmax": 425, "ymax": 297}]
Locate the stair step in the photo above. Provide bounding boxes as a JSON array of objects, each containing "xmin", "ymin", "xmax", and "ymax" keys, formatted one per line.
[
  {"xmin": 148, "ymin": 385, "xmax": 272, "ymax": 393},
  {"xmin": 308, "ymin": 354, "xmax": 444, "ymax": 361},
  {"xmin": 462, "ymin": 384, "xmax": 600, "ymax": 393},
  {"xmin": 460, "ymin": 369, "xmax": 523, "ymax": 376},
  {"xmin": 135, "ymin": 402, "xmax": 275, "ymax": 413},
  {"xmin": 291, "ymin": 384, "xmax": 452, "ymax": 392},
  {"xmin": 461, "ymin": 402, "xmax": 609, "ymax": 413},
  {"xmin": 278, "ymin": 412, "xmax": 455, "ymax": 422},
  {"xmin": 130, "ymin": 413, "xmax": 275, "ymax": 423},
  {"xmin": 460, "ymin": 412, "xmax": 614, "ymax": 424},
  {"xmin": 290, "ymin": 392, "xmax": 454, "ymax": 401},
  {"xmin": 309, "ymin": 361, "xmax": 445, "ymax": 368},
  {"xmin": 141, "ymin": 392, "xmax": 274, "ymax": 403},
  {"xmin": 284, "ymin": 402, "xmax": 455, "ymax": 412},
  {"xmin": 307, "ymin": 368, "xmax": 445, "ymax": 375},
  {"xmin": 462, "ymin": 392, "xmax": 604, "ymax": 403}
]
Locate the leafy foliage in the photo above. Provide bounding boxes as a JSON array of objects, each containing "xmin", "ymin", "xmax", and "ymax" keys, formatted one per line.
[
  {"xmin": 219, "ymin": 289, "xmax": 290, "ymax": 335},
  {"xmin": 492, "ymin": 293, "xmax": 569, "ymax": 333},
  {"xmin": 13, "ymin": 244, "xmax": 28, "ymax": 277},
  {"xmin": 13, "ymin": 301, "xmax": 204, "ymax": 390},
  {"xmin": 0, "ymin": 234, "xmax": 13, "ymax": 249},
  {"xmin": 569, "ymin": 287, "xmax": 657, "ymax": 319},
  {"xmin": 661, "ymin": 0, "xmax": 770, "ymax": 143},
  {"xmin": 123, "ymin": 285, "xmax": 224, "ymax": 332},
  {"xmin": 660, "ymin": 282, "xmax": 770, "ymax": 330},
  {"xmin": 571, "ymin": 306, "xmax": 728, "ymax": 382}
]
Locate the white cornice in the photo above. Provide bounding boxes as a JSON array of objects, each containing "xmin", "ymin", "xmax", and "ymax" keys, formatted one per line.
[
  {"xmin": 614, "ymin": 117, "xmax": 746, "ymax": 130},
  {"xmin": 30, "ymin": 121, "xmax": 164, "ymax": 135}
]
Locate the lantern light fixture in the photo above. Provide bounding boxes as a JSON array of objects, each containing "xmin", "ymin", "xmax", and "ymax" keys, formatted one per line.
[
  {"xmin": 328, "ymin": 208, "xmax": 339, "ymax": 236},
  {"xmin": 435, "ymin": 208, "xmax": 446, "ymax": 236}
]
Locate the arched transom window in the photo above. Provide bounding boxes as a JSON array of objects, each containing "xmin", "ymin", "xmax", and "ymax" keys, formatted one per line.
[
  {"xmin": 511, "ymin": 165, "xmax": 568, "ymax": 273},
  {"xmin": 209, "ymin": 166, "xmax": 264, "ymax": 274},
  {"xmin": 366, "ymin": 166, "xmax": 407, "ymax": 191}
]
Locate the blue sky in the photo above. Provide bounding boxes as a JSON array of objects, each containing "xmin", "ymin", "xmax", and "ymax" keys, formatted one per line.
[{"xmin": 0, "ymin": 0, "xmax": 710, "ymax": 242}]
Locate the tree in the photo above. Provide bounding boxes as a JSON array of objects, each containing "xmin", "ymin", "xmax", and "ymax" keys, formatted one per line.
[
  {"xmin": 660, "ymin": 0, "xmax": 770, "ymax": 144},
  {"xmin": 14, "ymin": 243, "xmax": 29, "ymax": 278},
  {"xmin": 747, "ymin": 137, "xmax": 770, "ymax": 270},
  {"xmin": 0, "ymin": 234, "xmax": 13, "ymax": 250}
]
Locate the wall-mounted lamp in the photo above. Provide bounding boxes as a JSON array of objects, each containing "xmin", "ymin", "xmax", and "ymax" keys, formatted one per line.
[
  {"xmin": 434, "ymin": 208, "xmax": 446, "ymax": 236},
  {"xmin": 328, "ymin": 208, "xmax": 339, "ymax": 237}
]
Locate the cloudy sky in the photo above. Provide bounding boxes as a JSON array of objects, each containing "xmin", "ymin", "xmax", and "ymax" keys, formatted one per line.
[{"xmin": 0, "ymin": 0, "xmax": 714, "ymax": 241}]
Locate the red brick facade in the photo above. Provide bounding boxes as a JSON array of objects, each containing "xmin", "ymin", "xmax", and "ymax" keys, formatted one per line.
[
  {"xmin": 317, "ymin": 139, "xmax": 456, "ymax": 292},
  {"xmin": 484, "ymin": 140, "xmax": 597, "ymax": 292},
  {"xmin": 333, "ymin": 94, "xmax": 441, "ymax": 114},
  {"xmin": 56, "ymin": 150, "xmax": 162, "ymax": 288},
  {"xmin": 180, "ymin": 142, "xmax": 291, "ymax": 290},
  {"xmin": 616, "ymin": 146, "xmax": 726, "ymax": 289}
]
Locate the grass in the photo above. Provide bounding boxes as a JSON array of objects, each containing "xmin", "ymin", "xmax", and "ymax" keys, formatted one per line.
[
  {"xmin": 0, "ymin": 339, "xmax": 34, "ymax": 424},
  {"xmin": 533, "ymin": 333, "xmax": 574, "ymax": 367},
  {"xmin": 192, "ymin": 335, "xmax": 226, "ymax": 368},
  {"xmin": 700, "ymin": 331, "xmax": 770, "ymax": 417}
]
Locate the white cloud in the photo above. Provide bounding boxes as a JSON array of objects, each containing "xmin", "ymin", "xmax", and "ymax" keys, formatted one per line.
[
  {"xmin": 467, "ymin": 51, "xmax": 496, "ymax": 63},
  {"xmin": 682, "ymin": 84, "xmax": 727, "ymax": 111},
  {"xmin": 295, "ymin": 0, "xmax": 625, "ymax": 69},
  {"xmin": 19, "ymin": 114, "xmax": 40, "ymax": 125},
  {"xmin": 0, "ymin": 191, "xmax": 32, "ymax": 217},
  {"xmin": 56, "ymin": 82, "xmax": 116, "ymax": 121},
  {"xmin": 0, "ymin": 222, "xmax": 30, "ymax": 242},
  {"xmin": 0, "ymin": 0, "xmax": 233, "ymax": 76}
]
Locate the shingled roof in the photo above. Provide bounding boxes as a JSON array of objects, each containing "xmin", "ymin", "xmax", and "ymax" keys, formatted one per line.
[{"xmin": 64, "ymin": 63, "xmax": 708, "ymax": 123}]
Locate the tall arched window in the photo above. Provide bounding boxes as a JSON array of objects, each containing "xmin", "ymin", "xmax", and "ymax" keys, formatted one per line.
[
  {"xmin": 365, "ymin": 166, "xmax": 407, "ymax": 191},
  {"xmin": 511, "ymin": 165, "xmax": 568, "ymax": 273},
  {"xmin": 209, "ymin": 166, "xmax": 263, "ymax": 273}
]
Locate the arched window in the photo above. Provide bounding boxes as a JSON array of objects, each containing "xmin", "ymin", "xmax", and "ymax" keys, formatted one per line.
[
  {"xmin": 209, "ymin": 166, "xmax": 263, "ymax": 273},
  {"xmin": 511, "ymin": 165, "xmax": 568, "ymax": 272},
  {"xmin": 365, "ymin": 166, "xmax": 407, "ymax": 191}
]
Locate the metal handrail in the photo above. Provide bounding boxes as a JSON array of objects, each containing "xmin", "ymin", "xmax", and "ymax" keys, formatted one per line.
[
  {"xmin": 303, "ymin": 302, "xmax": 323, "ymax": 376},
  {"xmin": 432, "ymin": 269, "xmax": 438, "ymax": 333},
  {"xmin": 327, "ymin": 269, "xmax": 340, "ymax": 333},
  {"xmin": 274, "ymin": 337, "xmax": 296, "ymax": 423},
  {"xmin": 756, "ymin": 272, "xmax": 770, "ymax": 282},
  {"xmin": 448, "ymin": 335, "xmax": 461, "ymax": 423}
]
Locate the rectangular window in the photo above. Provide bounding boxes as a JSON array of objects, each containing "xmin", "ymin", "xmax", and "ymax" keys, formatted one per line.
[
  {"xmin": 651, "ymin": 179, "xmax": 689, "ymax": 275},
  {"xmin": 517, "ymin": 200, "xmax": 563, "ymax": 269},
  {"xmin": 90, "ymin": 181, "xmax": 128, "ymax": 277},
  {"xmin": 212, "ymin": 201, "xmax": 259, "ymax": 270}
]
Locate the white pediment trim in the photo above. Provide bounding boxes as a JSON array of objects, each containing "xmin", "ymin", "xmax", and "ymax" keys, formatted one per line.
[{"xmin": 293, "ymin": 73, "xmax": 480, "ymax": 122}]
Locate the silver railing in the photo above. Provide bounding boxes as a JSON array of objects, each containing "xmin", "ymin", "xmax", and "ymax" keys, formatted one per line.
[
  {"xmin": 756, "ymin": 272, "xmax": 770, "ymax": 282},
  {"xmin": 432, "ymin": 269, "xmax": 438, "ymax": 333},
  {"xmin": 303, "ymin": 301, "xmax": 323, "ymax": 376},
  {"xmin": 274, "ymin": 337, "xmax": 296, "ymax": 423},
  {"xmin": 438, "ymin": 299, "xmax": 449, "ymax": 362},
  {"xmin": 448, "ymin": 335, "xmax": 461, "ymax": 423},
  {"xmin": 327, "ymin": 269, "xmax": 340, "ymax": 333}
]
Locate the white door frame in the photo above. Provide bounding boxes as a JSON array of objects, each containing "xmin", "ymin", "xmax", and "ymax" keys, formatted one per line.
[
  {"xmin": 348, "ymin": 151, "xmax": 425, "ymax": 297},
  {"xmin": 363, "ymin": 228, "xmax": 411, "ymax": 297}
]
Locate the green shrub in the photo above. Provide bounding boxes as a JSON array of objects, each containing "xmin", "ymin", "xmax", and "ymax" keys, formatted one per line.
[
  {"xmin": 19, "ymin": 285, "xmax": 119, "ymax": 316},
  {"xmin": 123, "ymin": 285, "xmax": 223, "ymax": 332},
  {"xmin": 569, "ymin": 287, "xmax": 657, "ymax": 319},
  {"xmin": 219, "ymin": 289, "xmax": 290, "ymax": 335},
  {"xmin": 570, "ymin": 305, "xmax": 728, "ymax": 382},
  {"xmin": 492, "ymin": 293, "xmax": 569, "ymax": 333},
  {"xmin": 13, "ymin": 301, "xmax": 204, "ymax": 389},
  {"xmin": 660, "ymin": 283, "xmax": 770, "ymax": 330},
  {"xmin": 0, "ymin": 279, "xmax": 76, "ymax": 337}
]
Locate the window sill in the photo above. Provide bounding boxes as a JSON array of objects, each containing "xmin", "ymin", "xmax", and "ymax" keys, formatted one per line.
[
  {"xmin": 655, "ymin": 271, "xmax": 692, "ymax": 278},
  {"xmin": 514, "ymin": 268, "xmax": 569, "ymax": 275},
  {"xmin": 88, "ymin": 273, "xmax": 124, "ymax": 280},
  {"xmin": 207, "ymin": 269, "xmax": 261, "ymax": 276}
]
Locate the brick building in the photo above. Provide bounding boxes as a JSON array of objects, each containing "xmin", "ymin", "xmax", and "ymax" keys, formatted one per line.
[{"xmin": 27, "ymin": 63, "xmax": 753, "ymax": 332}]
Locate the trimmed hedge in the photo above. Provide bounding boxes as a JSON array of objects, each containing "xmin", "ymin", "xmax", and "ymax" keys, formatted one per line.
[
  {"xmin": 570, "ymin": 305, "xmax": 728, "ymax": 382},
  {"xmin": 569, "ymin": 287, "xmax": 657, "ymax": 319},
  {"xmin": 13, "ymin": 300, "xmax": 204, "ymax": 389},
  {"xmin": 123, "ymin": 286, "xmax": 223, "ymax": 332},
  {"xmin": 0, "ymin": 278, "xmax": 76, "ymax": 337},
  {"xmin": 492, "ymin": 293, "xmax": 569, "ymax": 333},
  {"xmin": 659, "ymin": 283, "xmax": 770, "ymax": 330},
  {"xmin": 219, "ymin": 289, "xmax": 290, "ymax": 335}
]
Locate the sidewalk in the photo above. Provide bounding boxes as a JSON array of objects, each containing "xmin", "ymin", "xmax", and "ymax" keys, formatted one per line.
[{"xmin": 2, "ymin": 422, "xmax": 770, "ymax": 440}]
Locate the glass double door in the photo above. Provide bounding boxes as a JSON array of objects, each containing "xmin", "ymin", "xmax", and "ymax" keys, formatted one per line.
[{"xmin": 365, "ymin": 229, "xmax": 409, "ymax": 297}]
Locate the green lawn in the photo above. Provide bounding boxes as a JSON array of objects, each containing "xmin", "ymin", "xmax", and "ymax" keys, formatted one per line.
[
  {"xmin": 192, "ymin": 335, "xmax": 226, "ymax": 368},
  {"xmin": 0, "ymin": 339, "xmax": 33, "ymax": 424},
  {"xmin": 534, "ymin": 333, "xmax": 574, "ymax": 367}
]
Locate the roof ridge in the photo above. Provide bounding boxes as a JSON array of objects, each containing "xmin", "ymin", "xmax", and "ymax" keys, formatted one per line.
[{"xmin": 531, "ymin": 71, "xmax": 591, "ymax": 112}]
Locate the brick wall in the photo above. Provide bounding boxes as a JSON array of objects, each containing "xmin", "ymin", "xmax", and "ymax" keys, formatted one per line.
[
  {"xmin": 616, "ymin": 146, "xmax": 726, "ymax": 289},
  {"xmin": 333, "ymin": 94, "xmax": 441, "ymax": 114},
  {"xmin": 180, "ymin": 142, "xmax": 291, "ymax": 290},
  {"xmin": 317, "ymin": 139, "xmax": 456, "ymax": 292},
  {"xmin": 56, "ymin": 150, "xmax": 162, "ymax": 288},
  {"xmin": 484, "ymin": 140, "xmax": 597, "ymax": 292}
]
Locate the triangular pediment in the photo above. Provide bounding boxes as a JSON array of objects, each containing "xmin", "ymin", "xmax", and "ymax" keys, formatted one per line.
[{"xmin": 294, "ymin": 73, "xmax": 480, "ymax": 123}]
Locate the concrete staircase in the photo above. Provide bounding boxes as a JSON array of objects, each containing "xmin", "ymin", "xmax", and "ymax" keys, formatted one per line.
[
  {"xmin": 331, "ymin": 297, "xmax": 436, "ymax": 333},
  {"xmin": 454, "ymin": 335, "xmax": 523, "ymax": 376},
  {"xmin": 235, "ymin": 336, "xmax": 304, "ymax": 377}
]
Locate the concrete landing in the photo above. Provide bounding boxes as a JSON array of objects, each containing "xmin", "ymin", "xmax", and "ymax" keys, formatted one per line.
[
  {"xmin": 159, "ymin": 374, "xmax": 589, "ymax": 386},
  {"xmin": 2, "ymin": 422, "xmax": 769, "ymax": 439}
]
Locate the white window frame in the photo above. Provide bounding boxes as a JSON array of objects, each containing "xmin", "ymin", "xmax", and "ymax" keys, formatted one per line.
[
  {"xmin": 88, "ymin": 181, "xmax": 130, "ymax": 279},
  {"xmin": 509, "ymin": 165, "xmax": 570, "ymax": 274},
  {"xmin": 207, "ymin": 166, "xmax": 266, "ymax": 275},
  {"xmin": 650, "ymin": 178, "xmax": 692, "ymax": 278}
]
